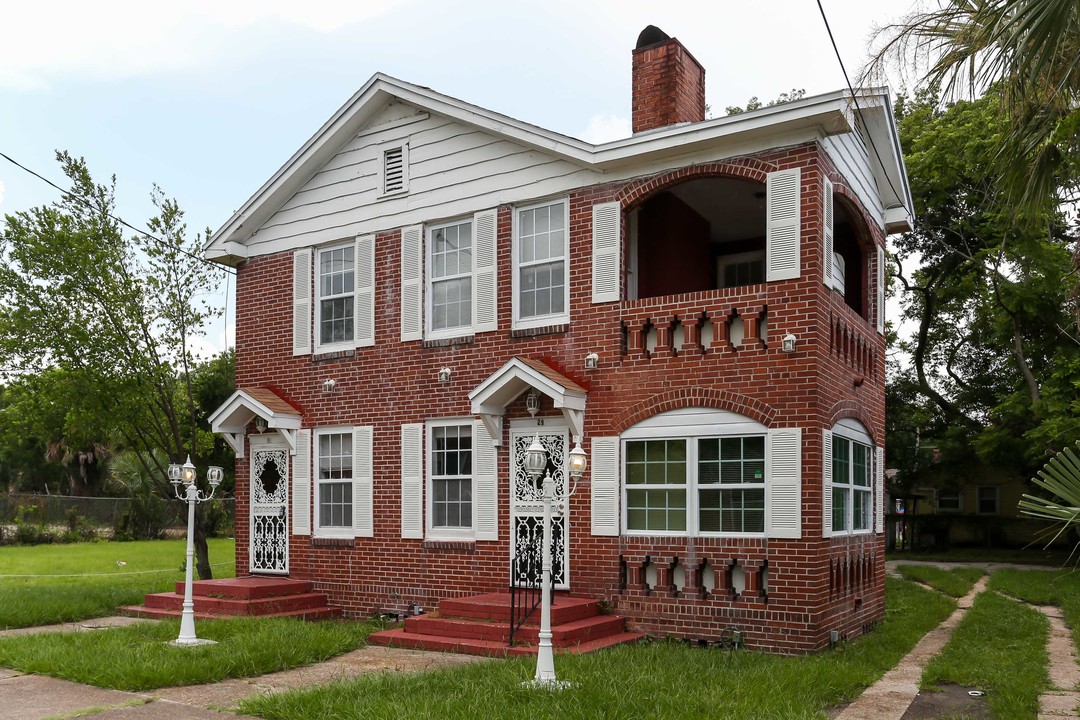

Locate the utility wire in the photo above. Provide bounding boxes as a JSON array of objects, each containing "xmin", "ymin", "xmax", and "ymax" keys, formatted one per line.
[
  {"xmin": 815, "ymin": 0, "xmax": 911, "ymax": 218},
  {"xmin": 0, "ymin": 150, "xmax": 236, "ymax": 276}
]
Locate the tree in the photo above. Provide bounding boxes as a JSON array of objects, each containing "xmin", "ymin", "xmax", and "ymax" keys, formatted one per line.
[
  {"xmin": 0, "ymin": 152, "xmax": 227, "ymax": 577},
  {"xmin": 868, "ymin": 0, "xmax": 1080, "ymax": 212},
  {"xmin": 888, "ymin": 90, "xmax": 1078, "ymax": 486}
]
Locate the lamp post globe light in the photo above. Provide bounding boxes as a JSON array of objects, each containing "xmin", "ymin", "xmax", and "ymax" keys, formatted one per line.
[
  {"xmin": 523, "ymin": 433, "xmax": 587, "ymax": 689},
  {"xmin": 168, "ymin": 455, "xmax": 223, "ymax": 646}
]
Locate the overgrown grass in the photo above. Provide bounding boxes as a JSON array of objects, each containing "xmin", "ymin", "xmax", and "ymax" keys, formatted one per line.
[
  {"xmin": 0, "ymin": 616, "xmax": 375, "ymax": 690},
  {"xmin": 921, "ymin": 590, "xmax": 1048, "ymax": 719},
  {"xmin": 0, "ymin": 539, "xmax": 235, "ymax": 628},
  {"xmin": 894, "ymin": 564, "xmax": 984, "ymax": 597},
  {"xmin": 239, "ymin": 578, "xmax": 954, "ymax": 720},
  {"xmin": 990, "ymin": 567, "xmax": 1080, "ymax": 648},
  {"xmin": 886, "ymin": 548, "xmax": 1067, "ymax": 565}
]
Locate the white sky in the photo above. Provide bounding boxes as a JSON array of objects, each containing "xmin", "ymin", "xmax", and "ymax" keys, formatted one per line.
[{"xmin": 0, "ymin": 0, "xmax": 919, "ymax": 358}]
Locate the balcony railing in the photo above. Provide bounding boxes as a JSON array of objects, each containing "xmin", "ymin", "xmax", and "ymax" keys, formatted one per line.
[
  {"xmin": 620, "ymin": 290, "xmax": 769, "ymax": 359},
  {"xmin": 830, "ymin": 312, "xmax": 878, "ymax": 380}
]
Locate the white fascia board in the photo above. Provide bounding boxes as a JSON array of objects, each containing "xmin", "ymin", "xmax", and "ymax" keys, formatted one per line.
[
  {"xmin": 853, "ymin": 92, "xmax": 915, "ymax": 234},
  {"xmin": 468, "ymin": 357, "xmax": 586, "ymax": 414},
  {"xmin": 208, "ymin": 388, "xmax": 301, "ymax": 433}
]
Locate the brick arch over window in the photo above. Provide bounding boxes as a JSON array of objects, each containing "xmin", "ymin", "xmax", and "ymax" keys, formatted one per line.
[
  {"xmin": 616, "ymin": 158, "xmax": 777, "ymax": 210},
  {"xmin": 611, "ymin": 388, "xmax": 776, "ymax": 434},
  {"xmin": 825, "ymin": 400, "xmax": 878, "ymax": 446},
  {"xmin": 830, "ymin": 179, "xmax": 885, "ymax": 249}
]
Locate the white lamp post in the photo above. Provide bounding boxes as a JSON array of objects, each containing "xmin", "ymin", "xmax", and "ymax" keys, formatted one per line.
[
  {"xmin": 168, "ymin": 455, "xmax": 223, "ymax": 646},
  {"xmin": 523, "ymin": 433, "xmax": 587, "ymax": 688}
]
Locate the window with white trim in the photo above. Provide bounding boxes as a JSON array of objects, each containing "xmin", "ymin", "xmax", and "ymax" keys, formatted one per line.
[
  {"xmin": 316, "ymin": 244, "xmax": 354, "ymax": 349},
  {"xmin": 976, "ymin": 486, "xmax": 999, "ymax": 515},
  {"xmin": 428, "ymin": 421, "xmax": 473, "ymax": 537},
  {"xmin": 427, "ymin": 220, "xmax": 472, "ymax": 336},
  {"xmin": 937, "ymin": 490, "xmax": 962, "ymax": 512},
  {"xmin": 831, "ymin": 435, "xmax": 872, "ymax": 533},
  {"xmin": 624, "ymin": 435, "xmax": 766, "ymax": 536},
  {"xmin": 315, "ymin": 430, "xmax": 352, "ymax": 532},
  {"xmin": 514, "ymin": 199, "xmax": 569, "ymax": 328}
]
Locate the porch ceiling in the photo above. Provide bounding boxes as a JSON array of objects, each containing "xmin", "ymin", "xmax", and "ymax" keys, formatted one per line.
[
  {"xmin": 468, "ymin": 357, "xmax": 587, "ymax": 446},
  {"xmin": 209, "ymin": 387, "xmax": 302, "ymax": 457}
]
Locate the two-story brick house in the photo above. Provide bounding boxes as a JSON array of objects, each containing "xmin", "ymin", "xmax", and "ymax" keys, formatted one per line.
[{"xmin": 206, "ymin": 28, "xmax": 912, "ymax": 653}]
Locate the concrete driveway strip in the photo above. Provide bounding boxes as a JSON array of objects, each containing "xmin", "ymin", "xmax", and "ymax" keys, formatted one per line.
[{"xmin": 0, "ymin": 672, "xmax": 149, "ymax": 720}]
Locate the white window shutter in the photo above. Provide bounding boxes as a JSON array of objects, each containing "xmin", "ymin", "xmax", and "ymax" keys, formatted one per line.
[
  {"xmin": 590, "ymin": 437, "xmax": 620, "ymax": 536},
  {"xmin": 292, "ymin": 429, "xmax": 312, "ymax": 536},
  {"xmin": 822, "ymin": 177, "xmax": 835, "ymax": 289},
  {"xmin": 875, "ymin": 446, "xmax": 885, "ymax": 534},
  {"xmin": 353, "ymin": 426, "xmax": 374, "ymax": 537},
  {"xmin": 473, "ymin": 209, "xmax": 499, "ymax": 333},
  {"xmin": 766, "ymin": 168, "xmax": 802, "ymax": 281},
  {"xmin": 473, "ymin": 420, "xmax": 498, "ymax": 540},
  {"xmin": 766, "ymin": 428, "xmax": 802, "ymax": 539},
  {"xmin": 876, "ymin": 245, "xmax": 886, "ymax": 334},
  {"xmin": 292, "ymin": 249, "xmax": 313, "ymax": 356},
  {"xmin": 400, "ymin": 225, "xmax": 423, "ymax": 342},
  {"xmin": 822, "ymin": 429, "xmax": 834, "ymax": 538},
  {"xmin": 400, "ymin": 423, "xmax": 424, "ymax": 539},
  {"xmin": 355, "ymin": 235, "xmax": 375, "ymax": 348},
  {"xmin": 592, "ymin": 202, "xmax": 621, "ymax": 303}
]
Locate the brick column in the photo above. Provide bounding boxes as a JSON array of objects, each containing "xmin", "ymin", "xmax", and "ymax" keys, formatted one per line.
[
  {"xmin": 650, "ymin": 319, "xmax": 674, "ymax": 358},
  {"xmin": 679, "ymin": 312, "xmax": 703, "ymax": 355},
  {"xmin": 623, "ymin": 319, "xmax": 646, "ymax": 358},
  {"xmin": 707, "ymin": 310, "xmax": 732, "ymax": 353}
]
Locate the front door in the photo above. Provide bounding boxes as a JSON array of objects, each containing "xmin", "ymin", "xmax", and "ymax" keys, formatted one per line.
[
  {"xmin": 509, "ymin": 426, "xmax": 569, "ymax": 590},
  {"xmin": 249, "ymin": 441, "xmax": 289, "ymax": 574}
]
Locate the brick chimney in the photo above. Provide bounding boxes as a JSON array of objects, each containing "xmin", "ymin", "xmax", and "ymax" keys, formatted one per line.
[{"xmin": 632, "ymin": 26, "xmax": 706, "ymax": 134}]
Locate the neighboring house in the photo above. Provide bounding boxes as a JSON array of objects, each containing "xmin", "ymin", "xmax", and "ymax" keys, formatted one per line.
[{"xmin": 206, "ymin": 27, "xmax": 912, "ymax": 653}]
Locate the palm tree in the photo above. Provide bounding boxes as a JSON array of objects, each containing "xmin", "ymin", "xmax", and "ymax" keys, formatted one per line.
[
  {"xmin": 1020, "ymin": 442, "xmax": 1080, "ymax": 548},
  {"xmin": 869, "ymin": 0, "xmax": 1079, "ymax": 212}
]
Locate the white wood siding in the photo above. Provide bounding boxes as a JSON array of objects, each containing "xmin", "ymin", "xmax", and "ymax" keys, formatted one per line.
[
  {"xmin": 247, "ymin": 107, "xmax": 595, "ymax": 252},
  {"xmin": 822, "ymin": 132, "xmax": 885, "ymax": 229}
]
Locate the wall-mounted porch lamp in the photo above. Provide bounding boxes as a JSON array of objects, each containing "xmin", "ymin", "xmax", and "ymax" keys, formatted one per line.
[
  {"xmin": 526, "ymin": 389, "xmax": 540, "ymax": 417},
  {"xmin": 782, "ymin": 334, "xmax": 797, "ymax": 353}
]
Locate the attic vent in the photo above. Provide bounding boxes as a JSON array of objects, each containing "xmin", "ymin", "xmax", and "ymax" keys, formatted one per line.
[{"xmin": 381, "ymin": 142, "xmax": 409, "ymax": 196}]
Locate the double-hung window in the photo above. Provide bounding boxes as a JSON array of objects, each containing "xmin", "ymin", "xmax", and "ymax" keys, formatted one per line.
[
  {"xmin": 428, "ymin": 422, "xmax": 473, "ymax": 537},
  {"xmin": 316, "ymin": 430, "xmax": 352, "ymax": 533},
  {"xmin": 976, "ymin": 486, "xmax": 998, "ymax": 515},
  {"xmin": 624, "ymin": 435, "xmax": 766, "ymax": 536},
  {"xmin": 514, "ymin": 199, "xmax": 569, "ymax": 328},
  {"xmin": 428, "ymin": 221, "xmax": 472, "ymax": 336},
  {"xmin": 831, "ymin": 436, "xmax": 872, "ymax": 533},
  {"xmin": 316, "ymin": 244, "xmax": 354, "ymax": 349}
]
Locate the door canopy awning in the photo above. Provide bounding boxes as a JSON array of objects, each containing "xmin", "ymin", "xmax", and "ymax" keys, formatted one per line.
[
  {"xmin": 468, "ymin": 356, "xmax": 587, "ymax": 446},
  {"xmin": 209, "ymin": 387, "xmax": 302, "ymax": 457}
]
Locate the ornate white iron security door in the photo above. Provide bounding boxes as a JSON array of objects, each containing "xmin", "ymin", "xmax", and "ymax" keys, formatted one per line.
[
  {"xmin": 510, "ymin": 427, "xmax": 568, "ymax": 590},
  {"xmin": 250, "ymin": 444, "xmax": 289, "ymax": 574}
]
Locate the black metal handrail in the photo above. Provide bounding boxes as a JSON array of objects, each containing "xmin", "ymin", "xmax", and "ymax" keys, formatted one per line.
[{"xmin": 508, "ymin": 555, "xmax": 545, "ymax": 646}]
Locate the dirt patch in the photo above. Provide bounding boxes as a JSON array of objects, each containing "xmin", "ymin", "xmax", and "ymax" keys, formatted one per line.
[{"xmin": 901, "ymin": 684, "xmax": 992, "ymax": 720}]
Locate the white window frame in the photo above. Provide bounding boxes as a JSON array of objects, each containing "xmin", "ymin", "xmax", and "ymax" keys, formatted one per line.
[
  {"xmin": 936, "ymin": 490, "xmax": 963, "ymax": 512},
  {"xmin": 621, "ymin": 434, "xmax": 768, "ymax": 538},
  {"xmin": 717, "ymin": 250, "xmax": 767, "ymax": 289},
  {"xmin": 313, "ymin": 427, "xmax": 354, "ymax": 537},
  {"xmin": 426, "ymin": 219, "xmax": 474, "ymax": 339},
  {"xmin": 512, "ymin": 198, "xmax": 570, "ymax": 330},
  {"xmin": 426, "ymin": 418, "xmax": 475, "ymax": 540},
  {"xmin": 976, "ymin": 486, "xmax": 999, "ymax": 515},
  {"xmin": 314, "ymin": 242, "xmax": 355, "ymax": 352},
  {"xmin": 830, "ymin": 422, "xmax": 874, "ymax": 536},
  {"xmin": 379, "ymin": 141, "xmax": 409, "ymax": 197}
]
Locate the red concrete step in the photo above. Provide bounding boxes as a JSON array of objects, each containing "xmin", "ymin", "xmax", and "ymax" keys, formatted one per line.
[
  {"xmin": 143, "ymin": 591, "xmax": 331, "ymax": 616},
  {"xmin": 368, "ymin": 627, "xmax": 646, "ymax": 657},
  {"xmin": 404, "ymin": 613, "xmax": 626, "ymax": 646},
  {"xmin": 439, "ymin": 593, "xmax": 600, "ymax": 625},
  {"xmin": 177, "ymin": 577, "xmax": 314, "ymax": 600},
  {"xmin": 118, "ymin": 603, "xmax": 342, "ymax": 622}
]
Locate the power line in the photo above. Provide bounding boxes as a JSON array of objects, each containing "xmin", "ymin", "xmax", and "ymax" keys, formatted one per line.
[
  {"xmin": 0, "ymin": 150, "xmax": 236, "ymax": 276},
  {"xmin": 815, "ymin": 0, "xmax": 911, "ymax": 218}
]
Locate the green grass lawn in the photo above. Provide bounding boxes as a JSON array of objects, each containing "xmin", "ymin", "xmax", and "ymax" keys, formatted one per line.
[
  {"xmin": 0, "ymin": 539, "xmax": 235, "ymax": 629},
  {"xmin": 238, "ymin": 578, "xmax": 955, "ymax": 720},
  {"xmin": 894, "ymin": 564, "xmax": 984, "ymax": 597},
  {"xmin": 921, "ymin": 589, "xmax": 1048, "ymax": 719},
  {"xmin": 0, "ymin": 617, "xmax": 375, "ymax": 690},
  {"xmin": 990, "ymin": 567, "xmax": 1080, "ymax": 648}
]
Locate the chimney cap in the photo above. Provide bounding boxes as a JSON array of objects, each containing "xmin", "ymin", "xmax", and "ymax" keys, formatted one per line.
[{"xmin": 635, "ymin": 25, "xmax": 671, "ymax": 50}]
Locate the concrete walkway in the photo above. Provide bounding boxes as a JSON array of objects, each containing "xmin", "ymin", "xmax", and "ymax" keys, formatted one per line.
[
  {"xmin": 1036, "ymin": 605, "xmax": 1080, "ymax": 719},
  {"xmin": 834, "ymin": 574, "xmax": 989, "ymax": 720}
]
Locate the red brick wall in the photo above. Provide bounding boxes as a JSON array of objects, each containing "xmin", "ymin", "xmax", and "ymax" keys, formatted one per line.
[
  {"xmin": 231, "ymin": 141, "xmax": 887, "ymax": 653},
  {"xmin": 631, "ymin": 38, "xmax": 706, "ymax": 133}
]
